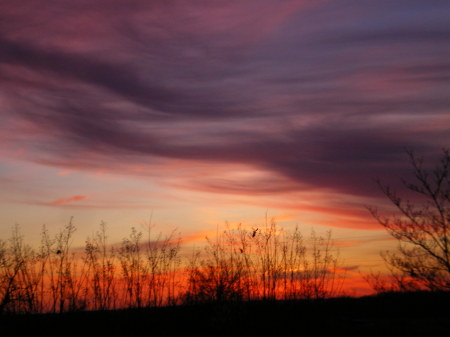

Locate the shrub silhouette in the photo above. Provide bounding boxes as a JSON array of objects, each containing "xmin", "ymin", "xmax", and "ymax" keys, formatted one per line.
[
  {"xmin": 84, "ymin": 222, "xmax": 117, "ymax": 310},
  {"xmin": 0, "ymin": 218, "xmax": 344, "ymax": 313},
  {"xmin": 0, "ymin": 225, "xmax": 39, "ymax": 313},
  {"xmin": 184, "ymin": 221, "xmax": 343, "ymax": 303},
  {"xmin": 184, "ymin": 225, "xmax": 248, "ymax": 303}
]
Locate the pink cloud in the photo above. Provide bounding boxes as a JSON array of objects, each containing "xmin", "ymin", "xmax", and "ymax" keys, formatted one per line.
[
  {"xmin": 51, "ymin": 195, "xmax": 86, "ymax": 205},
  {"xmin": 0, "ymin": 0, "xmax": 448, "ymax": 233}
]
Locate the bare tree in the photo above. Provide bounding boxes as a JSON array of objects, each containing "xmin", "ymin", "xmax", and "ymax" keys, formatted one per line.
[{"xmin": 369, "ymin": 148, "xmax": 450, "ymax": 291}]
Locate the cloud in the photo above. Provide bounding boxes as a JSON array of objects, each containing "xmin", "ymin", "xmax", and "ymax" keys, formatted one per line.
[
  {"xmin": 332, "ymin": 236, "xmax": 394, "ymax": 248},
  {"xmin": 1, "ymin": 0, "xmax": 449, "ymax": 219},
  {"xmin": 0, "ymin": 35, "xmax": 196, "ymax": 117},
  {"xmin": 51, "ymin": 195, "xmax": 87, "ymax": 206}
]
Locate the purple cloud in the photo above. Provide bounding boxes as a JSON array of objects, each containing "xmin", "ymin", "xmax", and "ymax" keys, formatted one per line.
[{"xmin": 1, "ymin": 0, "xmax": 449, "ymax": 202}]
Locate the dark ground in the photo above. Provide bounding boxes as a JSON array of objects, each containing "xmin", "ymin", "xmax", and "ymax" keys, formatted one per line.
[{"xmin": 1, "ymin": 292, "xmax": 449, "ymax": 337}]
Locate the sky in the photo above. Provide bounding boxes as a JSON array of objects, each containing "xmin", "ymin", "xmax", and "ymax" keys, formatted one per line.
[{"xmin": 1, "ymin": 0, "xmax": 449, "ymax": 293}]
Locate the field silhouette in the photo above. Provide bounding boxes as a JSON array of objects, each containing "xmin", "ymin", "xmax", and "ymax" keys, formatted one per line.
[{"xmin": 1, "ymin": 291, "xmax": 449, "ymax": 337}]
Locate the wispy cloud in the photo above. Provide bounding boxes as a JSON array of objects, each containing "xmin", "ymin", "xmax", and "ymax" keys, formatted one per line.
[
  {"xmin": 50, "ymin": 195, "xmax": 86, "ymax": 206},
  {"xmin": 1, "ymin": 0, "xmax": 449, "ymax": 227}
]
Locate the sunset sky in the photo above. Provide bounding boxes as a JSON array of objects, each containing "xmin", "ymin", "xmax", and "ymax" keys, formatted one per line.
[{"xmin": 1, "ymin": 0, "xmax": 449, "ymax": 294}]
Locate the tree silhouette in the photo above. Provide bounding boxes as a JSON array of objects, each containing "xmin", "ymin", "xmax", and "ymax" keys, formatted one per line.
[{"xmin": 369, "ymin": 149, "xmax": 450, "ymax": 291}]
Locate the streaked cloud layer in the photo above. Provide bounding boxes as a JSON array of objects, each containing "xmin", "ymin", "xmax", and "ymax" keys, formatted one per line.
[{"xmin": 1, "ymin": 0, "xmax": 449, "ymax": 236}]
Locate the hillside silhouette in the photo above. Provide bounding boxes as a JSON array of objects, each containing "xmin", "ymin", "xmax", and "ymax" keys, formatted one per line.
[{"xmin": 1, "ymin": 291, "xmax": 449, "ymax": 337}]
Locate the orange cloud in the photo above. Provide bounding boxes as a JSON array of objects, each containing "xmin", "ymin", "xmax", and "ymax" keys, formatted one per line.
[
  {"xmin": 181, "ymin": 230, "xmax": 219, "ymax": 245},
  {"xmin": 57, "ymin": 170, "xmax": 73, "ymax": 176},
  {"xmin": 332, "ymin": 236, "xmax": 394, "ymax": 248},
  {"xmin": 51, "ymin": 195, "xmax": 86, "ymax": 205}
]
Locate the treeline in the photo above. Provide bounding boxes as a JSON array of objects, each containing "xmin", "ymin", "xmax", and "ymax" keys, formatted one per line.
[{"xmin": 0, "ymin": 219, "xmax": 344, "ymax": 314}]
